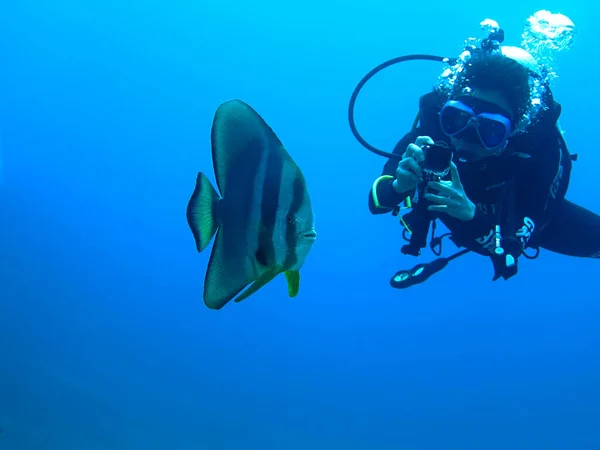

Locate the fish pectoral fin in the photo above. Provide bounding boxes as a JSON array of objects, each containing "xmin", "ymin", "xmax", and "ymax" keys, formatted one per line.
[
  {"xmin": 284, "ymin": 270, "xmax": 300, "ymax": 298},
  {"xmin": 234, "ymin": 269, "xmax": 281, "ymax": 303}
]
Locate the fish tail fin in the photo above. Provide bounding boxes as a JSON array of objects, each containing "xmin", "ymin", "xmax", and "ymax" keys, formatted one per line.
[{"xmin": 186, "ymin": 172, "xmax": 221, "ymax": 252}]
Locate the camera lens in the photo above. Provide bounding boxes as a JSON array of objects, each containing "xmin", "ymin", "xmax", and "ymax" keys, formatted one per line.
[{"xmin": 423, "ymin": 142, "xmax": 452, "ymax": 176}]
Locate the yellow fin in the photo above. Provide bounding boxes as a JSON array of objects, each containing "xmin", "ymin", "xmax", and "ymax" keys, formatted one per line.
[{"xmin": 284, "ymin": 270, "xmax": 300, "ymax": 297}]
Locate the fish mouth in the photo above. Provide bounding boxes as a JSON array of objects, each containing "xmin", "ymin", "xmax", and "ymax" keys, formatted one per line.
[{"xmin": 300, "ymin": 229, "xmax": 317, "ymax": 240}]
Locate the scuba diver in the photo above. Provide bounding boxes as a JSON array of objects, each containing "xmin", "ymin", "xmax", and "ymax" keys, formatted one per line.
[{"xmin": 349, "ymin": 14, "xmax": 599, "ymax": 288}]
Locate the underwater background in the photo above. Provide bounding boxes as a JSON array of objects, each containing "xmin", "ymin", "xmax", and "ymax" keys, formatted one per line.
[{"xmin": 1, "ymin": 0, "xmax": 599, "ymax": 449}]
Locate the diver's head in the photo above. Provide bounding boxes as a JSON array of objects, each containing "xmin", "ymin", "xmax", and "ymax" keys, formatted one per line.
[{"xmin": 439, "ymin": 46, "xmax": 547, "ymax": 161}]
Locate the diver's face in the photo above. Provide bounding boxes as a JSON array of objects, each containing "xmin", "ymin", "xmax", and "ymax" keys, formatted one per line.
[{"xmin": 449, "ymin": 88, "xmax": 515, "ymax": 161}]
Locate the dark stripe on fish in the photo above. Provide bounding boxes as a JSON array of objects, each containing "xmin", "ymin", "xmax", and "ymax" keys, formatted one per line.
[
  {"xmin": 257, "ymin": 140, "xmax": 283, "ymax": 268},
  {"xmin": 283, "ymin": 172, "xmax": 305, "ymax": 270},
  {"xmin": 214, "ymin": 130, "xmax": 262, "ymax": 262}
]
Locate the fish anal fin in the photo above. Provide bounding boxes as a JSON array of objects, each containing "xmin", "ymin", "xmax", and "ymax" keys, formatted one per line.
[
  {"xmin": 233, "ymin": 269, "xmax": 280, "ymax": 303},
  {"xmin": 203, "ymin": 226, "xmax": 254, "ymax": 310}
]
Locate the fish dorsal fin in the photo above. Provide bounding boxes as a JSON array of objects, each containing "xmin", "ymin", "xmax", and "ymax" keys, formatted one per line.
[
  {"xmin": 284, "ymin": 270, "xmax": 300, "ymax": 297},
  {"xmin": 210, "ymin": 99, "xmax": 284, "ymax": 198}
]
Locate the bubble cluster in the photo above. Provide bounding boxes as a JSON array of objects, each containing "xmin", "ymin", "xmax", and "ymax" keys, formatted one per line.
[
  {"xmin": 521, "ymin": 10, "xmax": 576, "ymax": 84},
  {"xmin": 435, "ymin": 11, "xmax": 575, "ymax": 135}
]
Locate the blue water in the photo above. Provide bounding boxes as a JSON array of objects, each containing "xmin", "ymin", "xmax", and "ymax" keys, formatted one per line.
[{"xmin": 1, "ymin": 1, "xmax": 600, "ymax": 449}]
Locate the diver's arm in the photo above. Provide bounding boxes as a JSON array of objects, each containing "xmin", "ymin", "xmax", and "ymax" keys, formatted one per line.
[
  {"xmin": 534, "ymin": 200, "xmax": 600, "ymax": 257},
  {"xmin": 522, "ymin": 137, "xmax": 600, "ymax": 257},
  {"xmin": 368, "ymin": 130, "xmax": 419, "ymax": 214},
  {"xmin": 444, "ymin": 204, "xmax": 498, "ymax": 247}
]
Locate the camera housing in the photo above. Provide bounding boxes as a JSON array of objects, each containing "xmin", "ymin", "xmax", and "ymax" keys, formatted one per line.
[
  {"xmin": 400, "ymin": 141, "xmax": 453, "ymax": 257},
  {"xmin": 420, "ymin": 142, "xmax": 453, "ymax": 182}
]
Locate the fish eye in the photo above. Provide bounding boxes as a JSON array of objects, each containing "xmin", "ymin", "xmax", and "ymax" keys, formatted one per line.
[{"xmin": 286, "ymin": 215, "xmax": 295, "ymax": 224}]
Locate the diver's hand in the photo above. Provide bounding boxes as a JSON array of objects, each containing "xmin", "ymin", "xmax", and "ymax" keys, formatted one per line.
[
  {"xmin": 425, "ymin": 162, "xmax": 476, "ymax": 221},
  {"xmin": 392, "ymin": 136, "xmax": 434, "ymax": 194}
]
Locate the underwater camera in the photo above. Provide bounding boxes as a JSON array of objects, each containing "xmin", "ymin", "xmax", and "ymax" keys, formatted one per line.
[
  {"xmin": 399, "ymin": 141, "xmax": 453, "ymax": 257},
  {"xmin": 420, "ymin": 141, "xmax": 453, "ymax": 182}
]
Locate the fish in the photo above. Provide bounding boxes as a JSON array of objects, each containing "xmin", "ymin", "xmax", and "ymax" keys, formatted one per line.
[{"xmin": 186, "ymin": 99, "xmax": 317, "ymax": 310}]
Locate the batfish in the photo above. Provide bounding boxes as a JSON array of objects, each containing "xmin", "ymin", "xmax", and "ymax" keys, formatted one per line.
[{"xmin": 186, "ymin": 99, "xmax": 317, "ymax": 310}]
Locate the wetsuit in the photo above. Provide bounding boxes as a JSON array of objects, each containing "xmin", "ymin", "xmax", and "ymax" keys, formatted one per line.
[{"xmin": 368, "ymin": 90, "xmax": 600, "ymax": 280}]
